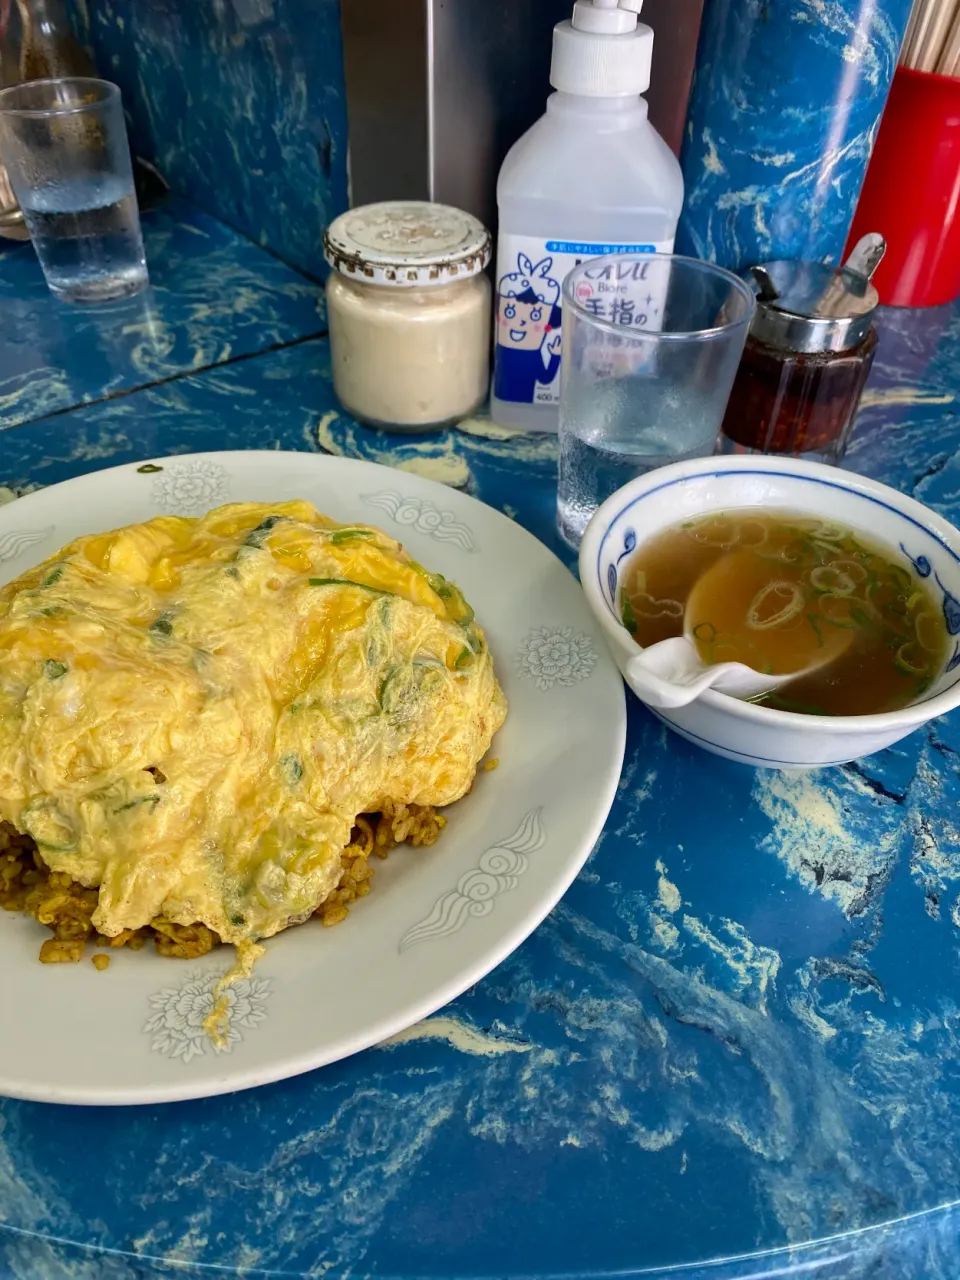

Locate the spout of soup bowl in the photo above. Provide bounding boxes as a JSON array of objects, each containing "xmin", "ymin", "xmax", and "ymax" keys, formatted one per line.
[{"xmin": 579, "ymin": 455, "xmax": 960, "ymax": 769}]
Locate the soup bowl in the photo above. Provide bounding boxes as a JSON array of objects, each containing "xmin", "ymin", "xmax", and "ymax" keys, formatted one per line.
[{"xmin": 579, "ymin": 455, "xmax": 960, "ymax": 768}]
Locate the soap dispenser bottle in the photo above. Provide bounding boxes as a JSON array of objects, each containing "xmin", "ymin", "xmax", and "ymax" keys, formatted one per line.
[{"xmin": 490, "ymin": 0, "xmax": 684, "ymax": 433}]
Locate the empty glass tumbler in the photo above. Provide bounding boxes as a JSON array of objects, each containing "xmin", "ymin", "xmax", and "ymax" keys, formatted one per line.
[
  {"xmin": 557, "ymin": 254, "xmax": 755, "ymax": 546},
  {"xmin": 0, "ymin": 77, "xmax": 148, "ymax": 302}
]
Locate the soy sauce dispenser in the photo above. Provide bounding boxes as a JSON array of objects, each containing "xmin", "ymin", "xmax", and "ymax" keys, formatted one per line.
[{"xmin": 718, "ymin": 234, "xmax": 886, "ymax": 464}]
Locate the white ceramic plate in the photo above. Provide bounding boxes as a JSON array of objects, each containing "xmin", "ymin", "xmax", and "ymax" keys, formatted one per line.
[{"xmin": 0, "ymin": 451, "xmax": 625, "ymax": 1105}]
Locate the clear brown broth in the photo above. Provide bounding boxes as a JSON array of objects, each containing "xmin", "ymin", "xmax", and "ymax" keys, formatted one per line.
[{"xmin": 620, "ymin": 509, "xmax": 947, "ymax": 716}]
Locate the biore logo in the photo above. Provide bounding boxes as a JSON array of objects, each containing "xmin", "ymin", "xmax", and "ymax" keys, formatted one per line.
[{"xmin": 582, "ymin": 259, "xmax": 655, "ymax": 283}]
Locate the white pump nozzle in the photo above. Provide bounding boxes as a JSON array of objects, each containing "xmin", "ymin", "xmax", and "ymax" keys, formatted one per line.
[
  {"xmin": 572, "ymin": 0, "xmax": 637, "ymax": 35},
  {"xmin": 552, "ymin": 0, "xmax": 653, "ymax": 96}
]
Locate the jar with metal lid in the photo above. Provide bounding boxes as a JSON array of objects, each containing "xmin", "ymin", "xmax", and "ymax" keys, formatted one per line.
[
  {"xmin": 718, "ymin": 235, "xmax": 885, "ymax": 464},
  {"xmin": 324, "ymin": 201, "xmax": 492, "ymax": 432}
]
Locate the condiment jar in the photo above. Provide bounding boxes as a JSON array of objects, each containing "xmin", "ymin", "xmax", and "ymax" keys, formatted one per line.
[
  {"xmin": 718, "ymin": 234, "xmax": 886, "ymax": 464},
  {"xmin": 324, "ymin": 202, "xmax": 492, "ymax": 432}
]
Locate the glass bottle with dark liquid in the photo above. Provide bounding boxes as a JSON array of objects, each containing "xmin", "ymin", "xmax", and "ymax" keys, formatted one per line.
[{"xmin": 718, "ymin": 235, "xmax": 885, "ymax": 464}]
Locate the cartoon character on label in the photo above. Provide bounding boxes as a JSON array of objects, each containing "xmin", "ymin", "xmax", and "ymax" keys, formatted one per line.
[{"xmin": 493, "ymin": 254, "xmax": 563, "ymax": 404}]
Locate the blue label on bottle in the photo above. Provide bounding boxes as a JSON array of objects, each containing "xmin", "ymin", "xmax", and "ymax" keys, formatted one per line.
[{"xmin": 492, "ymin": 234, "xmax": 674, "ymax": 407}]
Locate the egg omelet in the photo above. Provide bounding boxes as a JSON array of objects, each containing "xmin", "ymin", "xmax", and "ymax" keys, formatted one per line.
[{"xmin": 0, "ymin": 501, "xmax": 506, "ymax": 949}]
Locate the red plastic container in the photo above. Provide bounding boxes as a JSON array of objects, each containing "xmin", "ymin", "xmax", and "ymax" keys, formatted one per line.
[{"xmin": 847, "ymin": 66, "xmax": 960, "ymax": 308}]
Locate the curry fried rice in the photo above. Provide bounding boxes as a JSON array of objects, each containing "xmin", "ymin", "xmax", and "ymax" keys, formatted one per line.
[{"xmin": 0, "ymin": 804, "xmax": 445, "ymax": 966}]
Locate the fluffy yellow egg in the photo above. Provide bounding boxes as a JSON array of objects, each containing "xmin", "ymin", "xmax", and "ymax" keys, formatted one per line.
[{"xmin": 0, "ymin": 502, "xmax": 506, "ymax": 947}]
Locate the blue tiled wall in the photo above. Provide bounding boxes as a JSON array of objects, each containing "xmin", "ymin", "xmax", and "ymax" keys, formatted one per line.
[
  {"xmin": 71, "ymin": 0, "xmax": 350, "ymax": 280},
  {"xmin": 677, "ymin": 0, "xmax": 913, "ymax": 272}
]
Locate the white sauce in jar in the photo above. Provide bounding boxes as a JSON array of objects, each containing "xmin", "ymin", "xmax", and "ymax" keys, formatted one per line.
[
  {"xmin": 324, "ymin": 202, "xmax": 492, "ymax": 432},
  {"xmin": 326, "ymin": 273, "xmax": 491, "ymax": 429}
]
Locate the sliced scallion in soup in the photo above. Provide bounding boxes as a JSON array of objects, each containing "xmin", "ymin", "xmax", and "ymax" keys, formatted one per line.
[{"xmin": 619, "ymin": 510, "xmax": 948, "ymax": 716}]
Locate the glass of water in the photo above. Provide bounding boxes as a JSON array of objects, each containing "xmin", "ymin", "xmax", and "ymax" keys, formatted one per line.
[
  {"xmin": 0, "ymin": 77, "xmax": 148, "ymax": 303},
  {"xmin": 558, "ymin": 254, "xmax": 756, "ymax": 547}
]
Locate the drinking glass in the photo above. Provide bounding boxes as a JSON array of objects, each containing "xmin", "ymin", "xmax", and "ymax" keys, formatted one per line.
[
  {"xmin": 0, "ymin": 77, "xmax": 148, "ymax": 303},
  {"xmin": 558, "ymin": 253, "xmax": 755, "ymax": 547}
]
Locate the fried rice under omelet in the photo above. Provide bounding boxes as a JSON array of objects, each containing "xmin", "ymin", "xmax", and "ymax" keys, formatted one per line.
[{"xmin": 0, "ymin": 500, "xmax": 506, "ymax": 962}]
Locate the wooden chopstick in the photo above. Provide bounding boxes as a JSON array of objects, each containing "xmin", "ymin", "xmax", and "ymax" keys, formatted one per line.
[
  {"xmin": 902, "ymin": 0, "xmax": 940, "ymax": 68},
  {"xmin": 900, "ymin": 0, "xmax": 925, "ymax": 66},
  {"xmin": 916, "ymin": 0, "xmax": 957, "ymax": 72},
  {"xmin": 899, "ymin": 0, "xmax": 960, "ymax": 73},
  {"xmin": 936, "ymin": 0, "xmax": 960, "ymax": 73}
]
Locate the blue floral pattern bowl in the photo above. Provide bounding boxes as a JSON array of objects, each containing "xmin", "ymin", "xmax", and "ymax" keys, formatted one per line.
[{"xmin": 580, "ymin": 456, "xmax": 960, "ymax": 769}]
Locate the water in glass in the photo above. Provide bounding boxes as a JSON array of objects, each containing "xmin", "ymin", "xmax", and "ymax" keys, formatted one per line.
[
  {"xmin": 557, "ymin": 378, "xmax": 716, "ymax": 546},
  {"xmin": 20, "ymin": 175, "xmax": 147, "ymax": 302}
]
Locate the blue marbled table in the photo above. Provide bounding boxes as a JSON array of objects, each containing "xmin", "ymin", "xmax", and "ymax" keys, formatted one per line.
[{"xmin": 1, "ymin": 200, "xmax": 960, "ymax": 1280}]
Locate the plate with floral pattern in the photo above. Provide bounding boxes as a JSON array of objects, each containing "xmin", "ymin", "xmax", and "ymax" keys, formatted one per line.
[{"xmin": 0, "ymin": 451, "xmax": 625, "ymax": 1104}]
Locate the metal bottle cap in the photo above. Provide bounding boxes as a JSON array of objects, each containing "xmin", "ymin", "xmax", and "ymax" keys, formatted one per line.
[
  {"xmin": 747, "ymin": 234, "xmax": 886, "ymax": 355},
  {"xmin": 324, "ymin": 201, "xmax": 491, "ymax": 288}
]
